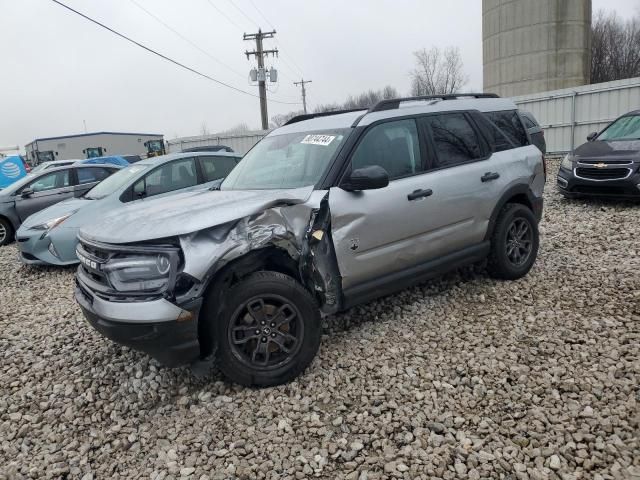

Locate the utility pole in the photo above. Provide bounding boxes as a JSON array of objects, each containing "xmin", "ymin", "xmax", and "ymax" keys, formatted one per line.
[
  {"xmin": 294, "ymin": 79, "xmax": 312, "ymax": 114},
  {"xmin": 244, "ymin": 29, "xmax": 278, "ymax": 130}
]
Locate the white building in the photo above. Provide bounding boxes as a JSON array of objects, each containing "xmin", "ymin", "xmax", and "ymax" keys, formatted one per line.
[{"xmin": 25, "ymin": 131, "xmax": 164, "ymax": 164}]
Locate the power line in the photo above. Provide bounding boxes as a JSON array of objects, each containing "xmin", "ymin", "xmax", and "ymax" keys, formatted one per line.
[
  {"xmin": 204, "ymin": 0, "xmax": 305, "ymax": 85},
  {"xmin": 50, "ymin": 0, "xmax": 301, "ymax": 105},
  {"xmin": 204, "ymin": 0, "xmax": 245, "ymax": 32},
  {"xmin": 240, "ymin": 0, "xmax": 306, "ymax": 76},
  {"xmin": 129, "ymin": 0, "xmax": 246, "ymax": 80},
  {"xmin": 224, "ymin": 0, "xmax": 259, "ymax": 30},
  {"xmin": 245, "ymin": 0, "xmax": 275, "ymax": 30}
]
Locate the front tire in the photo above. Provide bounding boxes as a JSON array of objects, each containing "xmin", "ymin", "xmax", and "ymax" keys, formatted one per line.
[
  {"xmin": 0, "ymin": 218, "xmax": 14, "ymax": 246},
  {"xmin": 487, "ymin": 203, "xmax": 539, "ymax": 280},
  {"xmin": 213, "ymin": 271, "xmax": 322, "ymax": 387}
]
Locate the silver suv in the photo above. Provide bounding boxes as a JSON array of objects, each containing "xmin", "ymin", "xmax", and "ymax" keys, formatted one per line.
[{"xmin": 74, "ymin": 94, "xmax": 545, "ymax": 387}]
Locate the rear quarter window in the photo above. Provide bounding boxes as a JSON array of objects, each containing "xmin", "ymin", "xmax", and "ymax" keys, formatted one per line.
[{"xmin": 484, "ymin": 110, "xmax": 529, "ymax": 147}]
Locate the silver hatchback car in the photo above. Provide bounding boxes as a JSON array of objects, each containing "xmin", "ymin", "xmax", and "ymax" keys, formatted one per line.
[
  {"xmin": 16, "ymin": 152, "xmax": 241, "ymax": 265},
  {"xmin": 75, "ymin": 94, "xmax": 545, "ymax": 387}
]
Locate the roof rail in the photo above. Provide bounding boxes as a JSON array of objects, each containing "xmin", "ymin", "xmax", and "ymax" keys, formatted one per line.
[
  {"xmin": 283, "ymin": 108, "xmax": 366, "ymax": 126},
  {"xmin": 368, "ymin": 93, "xmax": 500, "ymax": 113}
]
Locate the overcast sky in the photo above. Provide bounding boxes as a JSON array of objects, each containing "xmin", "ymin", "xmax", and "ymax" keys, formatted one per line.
[{"xmin": 1, "ymin": 0, "xmax": 638, "ymax": 148}]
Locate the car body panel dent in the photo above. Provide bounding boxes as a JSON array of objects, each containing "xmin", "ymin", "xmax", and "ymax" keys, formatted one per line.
[
  {"xmin": 176, "ymin": 190, "xmax": 343, "ymax": 313},
  {"xmin": 80, "ymin": 186, "xmax": 316, "ymax": 245}
]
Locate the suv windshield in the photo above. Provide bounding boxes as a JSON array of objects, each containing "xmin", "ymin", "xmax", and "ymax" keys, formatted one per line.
[
  {"xmin": 84, "ymin": 164, "xmax": 149, "ymax": 200},
  {"xmin": 598, "ymin": 115, "xmax": 640, "ymax": 141},
  {"xmin": 221, "ymin": 130, "xmax": 348, "ymax": 190}
]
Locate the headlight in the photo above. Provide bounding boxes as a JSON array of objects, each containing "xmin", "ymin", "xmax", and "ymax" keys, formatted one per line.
[
  {"xmin": 31, "ymin": 212, "xmax": 74, "ymax": 232},
  {"xmin": 102, "ymin": 253, "xmax": 178, "ymax": 292},
  {"xmin": 560, "ymin": 154, "xmax": 574, "ymax": 171}
]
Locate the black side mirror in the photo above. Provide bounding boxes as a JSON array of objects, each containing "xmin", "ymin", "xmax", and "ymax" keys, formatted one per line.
[
  {"xmin": 587, "ymin": 131, "xmax": 598, "ymax": 142},
  {"xmin": 341, "ymin": 166, "xmax": 389, "ymax": 191},
  {"xmin": 21, "ymin": 188, "xmax": 34, "ymax": 198}
]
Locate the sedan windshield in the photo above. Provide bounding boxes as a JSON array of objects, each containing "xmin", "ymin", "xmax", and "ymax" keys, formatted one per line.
[
  {"xmin": 598, "ymin": 115, "xmax": 640, "ymax": 141},
  {"xmin": 30, "ymin": 164, "xmax": 48, "ymax": 174},
  {"xmin": 221, "ymin": 130, "xmax": 348, "ymax": 190},
  {"xmin": 84, "ymin": 164, "xmax": 150, "ymax": 200}
]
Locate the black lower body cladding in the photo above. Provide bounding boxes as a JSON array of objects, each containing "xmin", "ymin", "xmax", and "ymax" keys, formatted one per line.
[{"xmin": 75, "ymin": 286, "xmax": 201, "ymax": 367}]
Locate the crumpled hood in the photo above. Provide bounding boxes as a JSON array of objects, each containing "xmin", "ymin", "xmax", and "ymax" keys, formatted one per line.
[
  {"xmin": 80, "ymin": 186, "xmax": 315, "ymax": 244},
  {"xmin": 575, "ymin": 139, "xmax": 640, "ymax": 159},
  {"xmin": 20, "ymin": 197, "xmax": 90, "ymax": 229}
]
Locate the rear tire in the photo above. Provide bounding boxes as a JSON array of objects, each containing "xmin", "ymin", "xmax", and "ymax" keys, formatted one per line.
[
  {"xmin": 213, "ymin": 271, "xmax": 322, "ymax": 387},
  {"xmin": 0, "ymin": 218, "xmax": 14, "ymax": 246},
  {"xmin": 487, "ymin": 203, "xmax": 539, "ymax": 280}
]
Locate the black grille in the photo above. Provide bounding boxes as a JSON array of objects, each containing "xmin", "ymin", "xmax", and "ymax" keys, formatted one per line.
[
  {"xmin": 76, "ymin": 240, "xmax": 111, "ymax": 291},
  {"xmin": 578, "ymin": 160, "xmax": 632, "ymax": 166},
  {"xmin": 575, "ymin": 167, "xmax": 630, "ymax": 180},
  {"xmin": 571, "ymin": 185, "xmax": 636, "ymax": 196},
  {"xmin": 80, "ymin": 241, "xmax": 110, "ymax": 261}
]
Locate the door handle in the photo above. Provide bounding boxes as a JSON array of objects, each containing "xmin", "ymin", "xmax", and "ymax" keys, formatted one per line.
[
  {"xmin": 407, "ymin": 188, "xmax": 433, "ymax": 201},
  {"xmin": 58, "ymin": 190, "xmax": 72, "ymax": 194},
  {"xmin": 481, "ymin": 172, "xmax": 500, "ymax": 182}
]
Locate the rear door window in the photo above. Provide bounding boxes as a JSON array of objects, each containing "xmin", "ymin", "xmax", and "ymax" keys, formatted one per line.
[
  {"xmin": 471, "ymin": 112, "xmax": 515, "ymax": 153},
  {"xmin": 484, "ymin": 110, "xmax": 529, "ymax": 147},
  {"xmin": 521, "ymin": 115, "xmax": 536, "ymax": 129},
  {"xmin": 76, "ymin": 167, "xmax": 112, "ymax": 185},
  {"xmin": 422, "ymin": 113, "xmax": 484, "ymax": 168},
  {"xmin": 199, "ymin": 156, "xmax": 238, "ymax": 182},
  {"xmin": 134, "ymin": 158, "xmax": 197, "ymax": 198}
]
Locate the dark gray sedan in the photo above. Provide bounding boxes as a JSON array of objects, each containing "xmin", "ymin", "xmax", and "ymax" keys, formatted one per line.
[{"xmin": 0, "ymin": 164, "xmax": 120, "ymax": 245}]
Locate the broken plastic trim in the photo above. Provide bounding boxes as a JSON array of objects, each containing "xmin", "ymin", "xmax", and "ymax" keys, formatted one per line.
[
  {"xmin": 177, "ymin": 192, "xmax": 343, "ymax": 313},
  {"xmin": 300, "ymin": 194, "xmax": 341, "ymax": 313}
]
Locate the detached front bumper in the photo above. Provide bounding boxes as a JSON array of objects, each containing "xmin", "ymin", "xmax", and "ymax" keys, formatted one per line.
[
  {"xmin": 557, "ymin": 166, "xmax": 640, "ymax": 199},
  {"xmin": 75, "ymin": 276, "xmax": 202, "ymax": 367}
]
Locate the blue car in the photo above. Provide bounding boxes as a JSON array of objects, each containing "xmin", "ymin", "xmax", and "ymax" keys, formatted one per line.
[
  {"xmin": 0, "ymin": 155, "xmax": 28, "ymax": 189},
  {"xmin": 78, "ymin": 155, "xmax": 130, "ymax": 167}
]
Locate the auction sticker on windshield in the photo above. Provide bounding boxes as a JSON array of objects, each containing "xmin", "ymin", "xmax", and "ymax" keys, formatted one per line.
[{"xmin": 301, "ymin": 134, "xmax": 336, "ymax": 146}]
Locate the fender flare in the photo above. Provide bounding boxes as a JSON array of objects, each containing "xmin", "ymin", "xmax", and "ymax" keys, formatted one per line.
[
  {"xmin": 0, "ymin": 212, "xmax": 20, "ymax": 231},
  {"xmin": 484, "ymin": 183, "xmax": 540, "ymax": 242}
]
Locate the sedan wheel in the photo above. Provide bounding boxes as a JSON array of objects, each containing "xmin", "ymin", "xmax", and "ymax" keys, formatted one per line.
[{"xmin": 0, "ymin": 218, "xmax": 14, "ymax": 246}]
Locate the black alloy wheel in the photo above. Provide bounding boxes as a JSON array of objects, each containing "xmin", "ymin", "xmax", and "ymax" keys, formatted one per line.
[
  {"xmin": 211, "ymin": 271, "xmax": 322, "ymax": 387},
  {"xmin": 228, "ymin": 295, "xmax": 303, "ymax": 370},
  {"xmin": 505, "ymin": 218, "xmax": 533, "ymax": 266}
]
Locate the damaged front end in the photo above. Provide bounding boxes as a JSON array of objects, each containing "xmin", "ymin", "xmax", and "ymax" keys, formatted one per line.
[
  {"xmin": 74, "ymin": 188, "xmax": 344, "ymax": 366},
  {"xmin": 176, "ymin": 191, "xmax": 343, "ymax": 316}
]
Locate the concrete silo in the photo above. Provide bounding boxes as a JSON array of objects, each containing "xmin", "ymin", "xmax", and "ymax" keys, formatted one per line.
[{"xmin": 483, "ymin": 0, "xmax": 592, "ymax": 97}]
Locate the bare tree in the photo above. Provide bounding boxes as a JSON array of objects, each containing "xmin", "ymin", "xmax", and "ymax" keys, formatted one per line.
[
  {"xmin": 200, "ymin": 122, "xmax": 210, "ymax": 136},
  {"xmin": 591, "ymin": 10, "xmax": 640, "ymax": 83},
  {"xmin": 221, "ymin": 123, "xmax": 251, "ymax": 134},
  {"xmin": 410, "ymin": 46, "xmax": 468, "ymax": 96},
  {"xmin": 270, "ymin": 110, "xmax": 305, "ymax": 128},
  {"xmin": 313, "ymin": 85, "xmax": 399, "ymax": 113}
]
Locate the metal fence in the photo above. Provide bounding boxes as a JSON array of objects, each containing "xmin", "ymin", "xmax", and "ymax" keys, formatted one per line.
[
  {"xmin": 166, "ymin": 131, "xmax": 269, "ymax": 156},
  {"xmin": 512, "ymin": 77, "xmax": 640, "ymax": 154}
]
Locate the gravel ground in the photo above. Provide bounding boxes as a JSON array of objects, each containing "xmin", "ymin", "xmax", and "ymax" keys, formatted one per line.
[{"xmin": 1, "ymin": 158, "xmax": 639, "ymax": 480}]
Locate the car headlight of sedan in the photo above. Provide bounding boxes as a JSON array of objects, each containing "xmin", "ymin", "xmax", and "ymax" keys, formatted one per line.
[
  {"xmin": 102, "ymin": 252, "xmax": 179, "ymax": 293},
  {"xmin": 31, "ymin": 212, "xmax": 75, "ymax": 232},
  {"xmin": 560, "ymin": 154, "xmax": 574, "ymax": 171}
]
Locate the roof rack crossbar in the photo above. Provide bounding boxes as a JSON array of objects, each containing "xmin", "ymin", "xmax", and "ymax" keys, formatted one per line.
[
  {"xmin": 368, "ymin": 93, "xmax": 500, "ymax": 113},
  {"xmin": 283, "ymin": 108, "xmax": 366, "ymax": 126}
]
